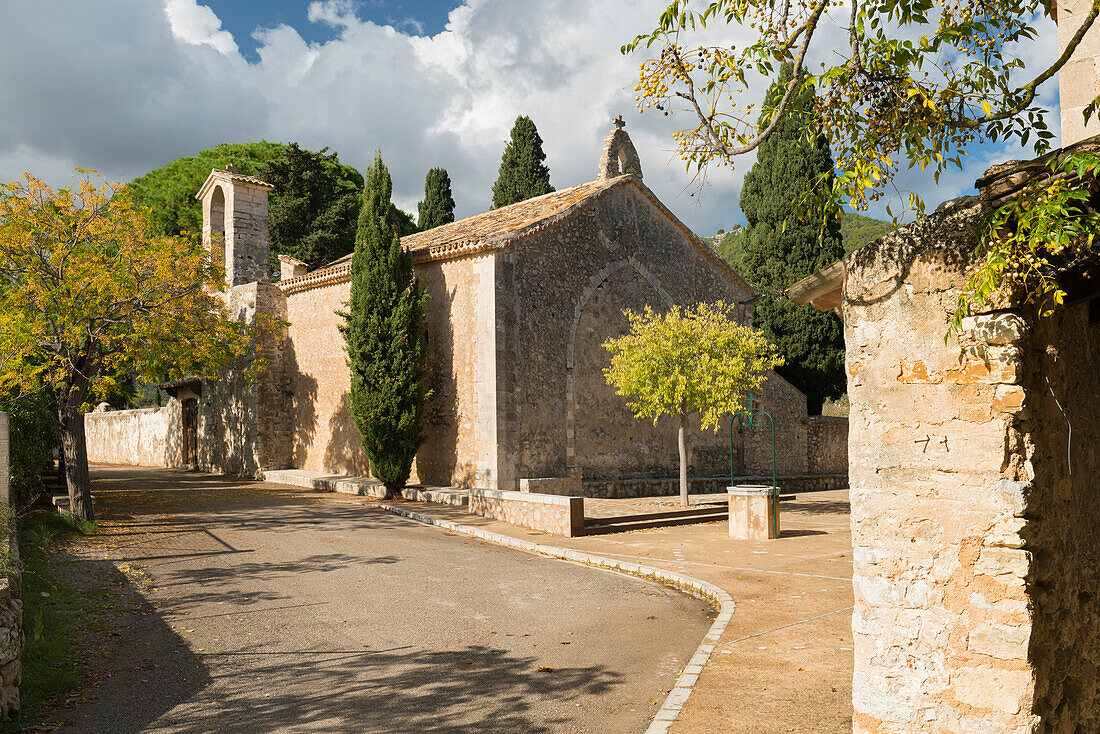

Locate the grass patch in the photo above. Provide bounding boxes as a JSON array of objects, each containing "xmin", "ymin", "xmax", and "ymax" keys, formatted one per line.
[{"xmin": 0, "ymin": 511, "xmax": 101, "ymax": 731}]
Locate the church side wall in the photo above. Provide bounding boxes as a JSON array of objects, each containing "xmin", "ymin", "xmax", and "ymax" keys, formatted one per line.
[
  {"xmin": 283, "ymin": 255, "xmax": 497, "ymax": 488},
  {"xmin": 506, "ymin": 183, "xmax": 803, "ymax": 487}
]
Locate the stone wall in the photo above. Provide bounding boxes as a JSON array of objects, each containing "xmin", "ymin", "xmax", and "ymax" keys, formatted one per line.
[
  {"xmin": 0, "ymin": 535, "xmax": 21, "ymax": 720},
  {"xmin": 195, "ymin": 282, "xmax": 292, "ymax": 478},
  {"xmin": 807, "ymin": 416, "xmax": 848, "ymax": 475},
  {"xmin": 283, "ymin": 254, "xmax": 498, "ymax": 487},
  {"xmin": 843, "ymin": 197, "xmax": 1062, "ymax": 732},
  {"xmin": 85, "ymin": 406, "xmax": 180, "ymax": 467},
  {"xmin": 468, "ymin": 488, "xmax": 584, "ymax": 537},
  {"xmin": 0, "ymin": 414, "xmax": 21, "ymax": 719},
  {"xmin": 1058, "ymin": 0, "xmax": 1100, "ymax": 146},
  {"xmin": 506, "ymin": 183, "xmax": 801, "ymax": 486},
  {"xmin": 1021, "ymin": 299, "xmax": 1100, "ymax": 730}
]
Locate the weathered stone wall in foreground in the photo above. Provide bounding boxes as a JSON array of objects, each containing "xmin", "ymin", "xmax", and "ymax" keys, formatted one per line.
[
  {"xmin": 0, "ymin": 414, "xmax": 21, "ymax": 719},
  {"xmin": 844, "ymin": 194, "xmax": 1100, "ymax": 732},
  {"xmin": 85, "ymin": 406, "xmax": 180, "ymax": 468}
]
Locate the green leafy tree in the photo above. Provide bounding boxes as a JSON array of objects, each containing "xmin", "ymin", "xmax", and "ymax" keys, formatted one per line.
[
  {"xmin": 260, "ymin": 143, "xmax": 364, "ymax": 272},
  {"xmin": 0, "ymin": 173, "xmax": 259, "ymax": 521},
  {"xmin": 418, "ymin": 167, "xmax": 456, "ymax": 230},
  {"xmin": 491, "ymin": 116, "xmax": 554, "ymax": 208},
  {"xmin": 340, "ymin": 154, "xmax": 429, "ymax": 497},
  {"xmin": 604, "ymin": 302, "xmax": 781, "ymax": 507},
  {"xmin": 739, "ymin": 64, "xmax": 846, "ymax": 415},
  {"xmin": 127, "ymin": 141, "xmax": 366, "ymax": 272},
  {"xmin": 126, "ymin": 142, "xmax": 286, "ymax": 238},
  {"xmin": 628, "ymin": 1, "xmax": 1100, "ymax": 324},
  {"xmin": 627, "ymin": 0, "xmax": 1093, "ymax": 215}
]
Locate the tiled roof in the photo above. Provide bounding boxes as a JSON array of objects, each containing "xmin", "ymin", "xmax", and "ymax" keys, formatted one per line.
[
  {"xmin": 329, "ymin": 176, "xmax": 625, "ymax": 267},
  {"xmin": 279, "ymin": 174, "xmax": 754, "ymax": 296}
]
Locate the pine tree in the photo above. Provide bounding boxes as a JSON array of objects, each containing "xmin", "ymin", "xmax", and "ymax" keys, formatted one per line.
[
  {"xmin": 491, "ymin": 116, "xmax": 554, "ymax": 208},
  {"xmin": 738, "ymin": 63, "xmax": 846, "ymax": 415},
  {"xmin": 261, "ymin": 143, "xmax": 362, "ymax": 272},
  {"xmin": 339, "ymin": 153, "xmax": 430, "ymax": 496},
  {"xmin": 417, "ymin": 167, "xmax": 456, "ymax": 230}
]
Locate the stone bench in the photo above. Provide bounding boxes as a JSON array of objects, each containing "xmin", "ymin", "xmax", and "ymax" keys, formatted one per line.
[{"xmin": 468, "ymin": 488, "xmax": 584, "ymax": 537}]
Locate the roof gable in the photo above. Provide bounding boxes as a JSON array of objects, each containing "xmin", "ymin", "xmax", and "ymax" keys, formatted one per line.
[{"xmin": 280, "ymin": 174, "xmax": 755, "ymax": 296}]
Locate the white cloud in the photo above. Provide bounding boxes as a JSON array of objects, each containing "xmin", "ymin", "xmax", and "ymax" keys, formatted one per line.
[
  {"xmin": 165, "ymin": 0, "xmax": 240, "ymax": 57},
  {"xmin": 0, "ymin": 0, "xmax": 1068, "ymax": 235}
]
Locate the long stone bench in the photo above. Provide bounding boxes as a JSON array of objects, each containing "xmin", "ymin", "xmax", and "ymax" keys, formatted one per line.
[{"xmin": 468, "ymin": 488, "xmax": 584, "ymax": 537}]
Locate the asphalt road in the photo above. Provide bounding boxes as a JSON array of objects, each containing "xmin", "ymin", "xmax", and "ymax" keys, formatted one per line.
[{"xmin": 48, "ymin": 467, "xmax": 712, "ymax": 734}]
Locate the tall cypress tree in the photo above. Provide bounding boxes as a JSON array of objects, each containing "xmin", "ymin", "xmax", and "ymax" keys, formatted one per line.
[
  {"xmin": 491, "ymin": 115, "xmax": 554, "ymax": 208},
  {"xmin": 738, "ymin": 63, "xmax": 845, "ymax": 414},
  {"xmin": 340, "ymin": 153, "xmax": 429, "ymax": 496},
  {"xmin": 417, "ymin": 167, "xmax": 456, "ymax": 230}
]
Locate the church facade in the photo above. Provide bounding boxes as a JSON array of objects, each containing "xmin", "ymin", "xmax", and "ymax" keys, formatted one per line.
[{"xmin": 88, "ymin": 122, "xmax": 825, "ymax": 495}]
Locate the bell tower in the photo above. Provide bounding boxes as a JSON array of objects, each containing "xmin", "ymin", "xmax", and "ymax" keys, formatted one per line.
[
  {"xmin": 597, "ymin": 115, "xmax": 644, "ymax": 181},
  {"xmin": 196, "ymin": 166, "xmax": 275, "ymax": 287}
]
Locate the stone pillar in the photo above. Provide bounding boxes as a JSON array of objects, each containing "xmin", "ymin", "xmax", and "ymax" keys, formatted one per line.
[
  {"xmin": 1058, "ymin": 0, "xmax": 1100, "ymax": 145},
  {"xmin": 0, "ymin": 413, "xmax": 8, "ymax": 507},
  {"xmin": 837, "ymin": 181, "xmax": 1100, "ymax": 731},
  {"xmin": 727, "ymin": 485, "xmax": 778, "ymax": 539}
]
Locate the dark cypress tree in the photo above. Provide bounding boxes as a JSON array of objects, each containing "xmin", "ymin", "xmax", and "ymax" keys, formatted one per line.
[
  {"xmin": 418, "ymin": 167, "xmax": 456, "ymax": 230},
  {"xmin": 738, "ymin": 63, "xmax": 845, "ymax": 414},
  {"xmin": 259, "ymin": 143, "xmax": 363, "ymax": 272},
  {"xmin": 339, "ymin": 153, "xmax": 429, "ymax": 496},
  {"xmin": 491, "ymin": 115, "xmax": 554, "ymax": 208}
]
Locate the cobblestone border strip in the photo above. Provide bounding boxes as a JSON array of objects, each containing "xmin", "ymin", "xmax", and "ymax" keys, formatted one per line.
[{"xmin": 378, "ymin": 502, "xmax": 735, "ymax": 734}]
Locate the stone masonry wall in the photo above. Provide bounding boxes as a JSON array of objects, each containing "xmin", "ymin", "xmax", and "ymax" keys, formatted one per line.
[
  {"xmin": 807, "ymin": 415, "xmax": 848, "ymax": 475},
  {"xmin": 1020, "ymin": 299, "xmax": 1100, "ymax": 729},
  {"xmin": 197, "ymin": 282, "xmax": 291, "ymax": 478},
  {"xmin": 85, "ymin": 406, "xmax": 181, "ymax": 468},
  {"xmin": 0, "ymin": 414, "xmax": 21, "ymax": 719},
  {"xmin": 284, "ymin": 254, "xmax": 497, "ymax": 487},
  {"xmin": 506, "ymin": 183, "xmax": 803, "ymax": 486},
  {"xmin": 0, "ymin": 535, "xmax": 21, "ymax": 720},
  {"xmin": 845, "ymin": 200, "xmax": 1039, "ymax": 732}
]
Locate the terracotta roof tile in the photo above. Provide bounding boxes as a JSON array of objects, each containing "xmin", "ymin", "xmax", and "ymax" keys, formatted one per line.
[{"xmin": 326, "ymin": 176, "xmax": 627, "ymax": 268}]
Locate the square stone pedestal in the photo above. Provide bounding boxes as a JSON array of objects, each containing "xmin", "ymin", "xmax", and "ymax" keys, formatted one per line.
[{"xmin": 728, "ymin": 484, "xmax": 778, "ymax": 540}]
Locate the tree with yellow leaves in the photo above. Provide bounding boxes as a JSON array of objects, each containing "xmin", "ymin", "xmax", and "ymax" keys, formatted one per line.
[
  {"xmin": 603, "ymin": 302, "xmax": 782, "ymax": 507},
  {"xmin": 0, "ymin": 172, "xmax": 259, "ymax": 521}
]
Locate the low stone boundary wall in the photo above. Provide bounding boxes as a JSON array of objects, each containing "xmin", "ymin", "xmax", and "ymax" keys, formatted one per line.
[
  {"xmin": 468, "ymin": 488, "xmax": 584, "ymax": 537},
  {"xmin": 85, "ymin": 407, "xmax": 175, "ymax": 467},
  {"xmin": 807, "ymin": 416, "xmax": 848, "ymax": 475},
  {"xmin": 581, "ymin": 473, "xmax": 848, "ymax": 498},
  {"xmin": 0, "ymin": 414, "xmax": 20, "ymax": 719},
  {"xmin": 0, "ymin": 534, "xmax": 21, "ymax": 719}
]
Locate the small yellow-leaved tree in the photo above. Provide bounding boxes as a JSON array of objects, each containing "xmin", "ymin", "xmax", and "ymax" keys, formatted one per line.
[{"xmin": 603, "ymin": 302, "xmax": 781, "ymax": 507}]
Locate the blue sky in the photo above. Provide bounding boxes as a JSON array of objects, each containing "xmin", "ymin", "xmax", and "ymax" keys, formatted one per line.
[
  {"xmin": 0, "ymin": 1, "xmax": 1065, "ymax": 236},
  {"xmin": 205, "ymin": 0, "xmax": 463, "ymax": 59}
]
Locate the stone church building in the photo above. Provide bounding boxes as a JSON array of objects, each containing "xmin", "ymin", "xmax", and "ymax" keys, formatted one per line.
[{"xmin": 88, "ymin": 122, "xmax": 836, "ymax": 495}]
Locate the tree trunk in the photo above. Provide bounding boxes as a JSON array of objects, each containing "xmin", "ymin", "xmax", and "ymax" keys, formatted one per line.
[
  {"xmin": 678, "ymin": 411, "xmax": 689, "ymax": 507},
  {"xmin": 61, "ymin": 410, "xmax": 94, "ymax": 522}
]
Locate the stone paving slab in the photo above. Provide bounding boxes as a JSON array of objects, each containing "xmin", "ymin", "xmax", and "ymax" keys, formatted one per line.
[{"xmin": 337, "ymin": 489, "xmax": 855, "ymax": 733}]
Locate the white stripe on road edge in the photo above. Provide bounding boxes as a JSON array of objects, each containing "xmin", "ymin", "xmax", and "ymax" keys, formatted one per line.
[{"xmin": 378, "ymin": 502, "xmax": 735, "ymax": 734}]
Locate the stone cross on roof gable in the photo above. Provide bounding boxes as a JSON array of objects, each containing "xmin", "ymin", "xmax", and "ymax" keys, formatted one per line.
[{"xmin": 613, "ymin": 114, "xmax": 625, "ymax": 130}]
